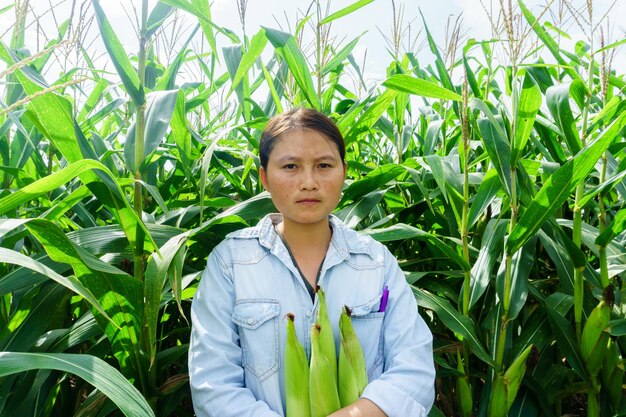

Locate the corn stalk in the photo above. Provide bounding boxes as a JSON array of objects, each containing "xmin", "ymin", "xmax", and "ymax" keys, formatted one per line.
[{"xmin": 133, "ymin": 0, "xmax": 148, "ymax": 284}]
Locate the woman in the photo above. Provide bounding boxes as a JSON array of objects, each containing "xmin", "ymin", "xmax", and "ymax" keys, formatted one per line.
[{"xmin": 189, "ymin": 108, "xmax": 435, "ymax": 417}]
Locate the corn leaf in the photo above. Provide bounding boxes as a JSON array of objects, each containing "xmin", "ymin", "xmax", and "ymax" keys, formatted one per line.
[
  {"xmin": 336, "ymin": 94, "xmax": 376, "ymax": 135},
  {"xmin": 496, "ymin": 237, "xmax": 535, "ymax": 320},
  {"xmin": 0, "ymin": 352, "xmax": 154, "ymax": 417},
  {"xmin": 65, "ymin": 224, "xmax": 181, "ymax": 256},
  {"xmin": 77, "ymin": 78, "xmax": 108, "ymax": 122},
  {"xmin": 341, "ymin": 164, "xmax": 405, "ymax": 203},
  {"xmin": 463, "ymin": 53, "xmax": 482, "ymax": 99},
  {"xmin": 223, "ymin": 44, "xmax": 251, "ymax": 120},
  {"xmin": 468, "ymin": 219, "xmax": 508, "ymax": 310},
  {"xmin": 144, "ymin": 230, "xmax": 192, "ymax": 366},
  {"xmin": 383, "ymin": 74, "xmax": 462, "ymax": 101},
  {"xmin": 321, "ymin": 35, "xmax": 362, "ymax": 76},
  {"xmin": 335, "ymin": 189, "xmax": 386, "ymax": 228},
  {"xmin": 155, "ymin": 28, "xmax": 197, "ymax": 91},
  {"xmin": 607, "ymin": 319, "xmax": 626, "ymax": 337},
  {"xmin": 578, "ymin": 169, "xmax": 626, "ymax": 208},
  {"xmin": 0, "ymin": 245, "xmax": 110, "ymax": 321},
  {"xmin": 0, "ymin": 42, "xmax": 89, "ymax": 167},
  {"xmin": 467, "ymin": 169, "xmax": 500, "ymax": 229},
  {"xmin": 344, "ymin": 90, "xmax": 398, "ymax": 145},
  {"xmin": 264, "ymin": 27, "xmax": 320, "ymax": 110},
  {"xmin": 476, "ymin": 114, "xmax": 513, "ymax": 197},
  {"xmin": 419, "ymin": 11, "xmax": 455, "ymax": 94},
  {"xmin": 0, "ymin": 254, "xmax": 68, "ymax": 295},
  {"xmin": 319, "ymin": 0, "xmax": 374, "ymax": 25},
  {"xmin": 545, "ymin": 294, "xmax": 588, "ymax": 380},
  {"xmin": 170, "ymin": 91, "xmax": 195, "ymax": 182},
  {"xmin": 25, "ymin": 219, "xmax": 144, "ymax": 378},
  {"xmin": 160, "ymin": 0, "xmax": 239, "ymax": 43},
  {"xmin": 211, "ymin": 192, "xmax": 274, "ymax": 223},
  {"xmin": 512, "ymin": 308, "xmax": 552, "ymax": 357},
  {"xmin": 412, "ymin": 289, "xmax": 494, "ymax": 366},
  {"xmin": 425, "ymin": 155, "xmax": 449, "ymax": 202},
  {"xmin": 0, "ymin": 159, "xmax": 157, "ymax": 254},
  {"xmin": 596, "ymin": 208, "xmax": 626, "ymax": 248},
  {"xmin": 190, "ymin": 0, "xmax": 218, "ymax": 57},
  {"xmin": 146, "ymin": 2, "xmax": 175, "ymax": 38},
  {"xmin": 507, "ymin": 111, "xmax": 626, "ymax": 255},
  {"xmin": 91, "ymin": 0, "xmax": 144, "ymax": 105},
  {"xmin": 0, "ymin": 283, "xmax": 66, "ymax": 352},
  {"xmin": 124, "ymin": 90, "xmax": 179, "ymax": 172},
  {"xmin": 538, "ymin": 228, "xmax": 574, "ymax": 293},
  {"xmin": 229, "ymin": 28, "xmax": 268, "ymax": 93},
  {"xmin": 363, "ymin": 223, "xmax": 471, "ymax": 272},
  {"xmin": 546, "ymin": 81, "xmax": 585, "ymax": 154},
  {"xmin": 511, "ymin": 73, "xmax": 542, "ymax": 165},
  {"xmin": 518, "ymin": 0, "xmax": 582, "ymax": 83}
]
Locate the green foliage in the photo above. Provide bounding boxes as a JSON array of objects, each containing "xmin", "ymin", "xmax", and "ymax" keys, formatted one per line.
[{"xmin": 0, "ymin": 1, "xmax": 624, "ymax": 416}]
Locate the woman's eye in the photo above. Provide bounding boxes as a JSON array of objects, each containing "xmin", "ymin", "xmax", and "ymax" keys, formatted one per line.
[
  {"xmin": 284, "ymin": 164, "xmax": 296, "ymax": 169},
  {"xmin": 319, "ymin": 163, "xmax": 331, "ymax": 168}
]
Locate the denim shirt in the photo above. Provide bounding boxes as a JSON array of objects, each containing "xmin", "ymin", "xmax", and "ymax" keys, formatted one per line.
[{"xmin": 189, "ymin": 214, "xmax": 435, "ymax": 417}]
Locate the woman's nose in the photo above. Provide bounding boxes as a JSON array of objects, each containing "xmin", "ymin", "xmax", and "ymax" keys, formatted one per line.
[{"xmin": 300, "ymin": 169, "xmax": 318, "ymax": 190}]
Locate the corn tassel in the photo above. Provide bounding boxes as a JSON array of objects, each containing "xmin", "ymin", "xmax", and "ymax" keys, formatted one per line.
[
  {"xmin": 284, "ymin": 313, "xmax": 310, "ymax": 417},
  {"xmin": 581, "ymin": 300, "xmax": 610, "ymax": 376},
  {"xmin": 315, "ymin": 286, "xmax": 337, "ymax": 385},
  {"xmin": 310, "ymin": 323, "xmax": 341, "ymax": 417},
  {"xmin": 338, "ymin": 305, "xmax": 368, "ymax": 407}
]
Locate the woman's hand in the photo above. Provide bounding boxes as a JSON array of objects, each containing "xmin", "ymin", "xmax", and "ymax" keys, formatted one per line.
[{"xmin": 327, "ymin": 399, "xmax": 387, "ymax": 417}]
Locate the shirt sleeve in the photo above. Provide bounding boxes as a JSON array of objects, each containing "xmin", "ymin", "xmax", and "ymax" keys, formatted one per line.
[
  {"xmin": 188, "ymin": 248, "xmax": 281, "ymax": 417},
  {"xmin": 360, "ymin": 247, "xmax": 436, "ymax": 416}
]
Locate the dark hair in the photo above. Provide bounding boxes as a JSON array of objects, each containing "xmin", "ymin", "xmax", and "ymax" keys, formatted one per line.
[{"xmin": 259, "ymin": 108, "xmax": 346, "ymax": 170}]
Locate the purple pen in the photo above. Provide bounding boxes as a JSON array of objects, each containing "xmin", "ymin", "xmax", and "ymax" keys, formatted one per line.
[{"xmin": 378, "ymin": 285, "xmax": 389, "ymax": 312}]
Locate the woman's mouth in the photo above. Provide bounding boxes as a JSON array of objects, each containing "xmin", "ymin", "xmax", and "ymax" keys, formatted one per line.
[{"xmin": 297, "ymin": 199, "xmax": 321, "ymax": 204}]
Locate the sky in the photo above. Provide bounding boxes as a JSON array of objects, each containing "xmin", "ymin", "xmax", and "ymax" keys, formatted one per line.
[
  {"xmin": 0, "ymin": 0, "xmax": 624, "ymax": 89},
  {"xmin": 209, "ymin": 0, "xmax": 625, "ymax": 83}
]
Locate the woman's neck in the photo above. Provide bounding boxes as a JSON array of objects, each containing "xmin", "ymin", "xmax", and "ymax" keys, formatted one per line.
[{"xmin": 276, "ymin": 218, "xmax": 332, "ymax": 253}]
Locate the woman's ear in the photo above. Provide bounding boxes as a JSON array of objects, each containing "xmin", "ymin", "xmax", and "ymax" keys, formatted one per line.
[{"xmin": 260, "ymin": 166, "xmax": 270, "ymax": 191}]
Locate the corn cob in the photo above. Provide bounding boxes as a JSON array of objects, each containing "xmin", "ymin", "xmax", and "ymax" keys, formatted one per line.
[
  {"xmin": 457, "ymin": 376, "xmax": 472, "ymax": 417},
  {"xmin": 503, "ymin": 344, "xmax": 533, "ymax": 410},
  {"xmin": 338, "ymin": 305, "xmax": 368, "ymax": 407},
  {"xmin": 580, "ymin": 299, "xmax": 610, "ymax": 376},
  {"xmin": 315, "ymin": 286, "xmax": 337, "ymax": 385},
  {"xmin": 284, "ymin": 313, "xmax": 311, "ymax": 417},
  {"xmin": 456, "ymin": 349, "xmax": 472, "ymax": 417},
  {"xmin": 310, "ymin": 323, "xmax": 341, "ymax": 417},
  {"xmin": 338, "ymin": 339, "xmax": 359, "ymax": 408},
  {"xmin": 487, "ymin": 375, "xmax": 507, "ymax": 417},
  {"xmin": 601, "ymin": 338, "xmax": 623, "ymax": 411}
]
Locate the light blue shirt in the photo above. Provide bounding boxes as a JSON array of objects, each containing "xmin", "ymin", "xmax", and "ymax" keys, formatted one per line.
[{"xmin": 189, "ymin": 214, "xmax": 435, "ymax": 417}]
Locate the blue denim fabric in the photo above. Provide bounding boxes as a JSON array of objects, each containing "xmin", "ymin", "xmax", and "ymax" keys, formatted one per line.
[{"xmin": 189, "ymin": 214, "xmax": 435, "ymax": 417}]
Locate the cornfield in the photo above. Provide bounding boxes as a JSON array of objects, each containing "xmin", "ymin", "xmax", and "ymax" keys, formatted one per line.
[{"xmin": 0, "ymin": 0, "xmax": 625, "ymax": 416}]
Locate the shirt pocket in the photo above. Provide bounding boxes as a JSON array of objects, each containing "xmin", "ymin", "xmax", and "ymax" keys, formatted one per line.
[
  {"xmin": 231, "ymin": 299, "xmax": 280, "ymax": 380},
  {"xmin": 347, "ymin": 293, "xmax": 385, "ymax": 380}
]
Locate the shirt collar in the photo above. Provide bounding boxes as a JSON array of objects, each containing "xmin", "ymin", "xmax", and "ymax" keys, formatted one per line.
[{"xmin": 254, "ymin": 213, "xmax": 373, "ymax": 259}]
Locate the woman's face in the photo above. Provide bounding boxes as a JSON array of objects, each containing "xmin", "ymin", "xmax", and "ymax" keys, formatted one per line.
[{"xmin": 260, "ymin": 128, "xmax": 346, "ymax": 230}]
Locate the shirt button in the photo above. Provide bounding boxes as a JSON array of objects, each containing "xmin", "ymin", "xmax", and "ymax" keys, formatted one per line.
[
  {"xmin": 247, "ymin": 318, "xmax": 254, "ymax": 325},
  {"xmin": 305, "ymin": 311, "xmax": 312, "ymax": 318}
]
